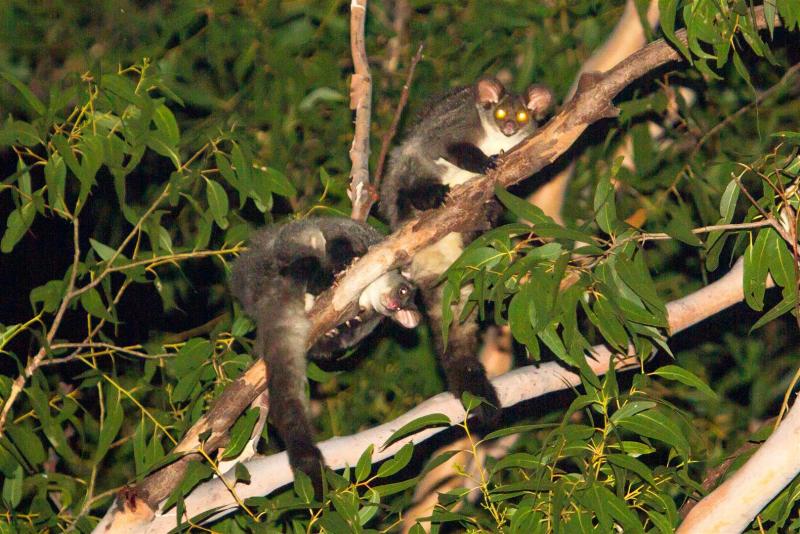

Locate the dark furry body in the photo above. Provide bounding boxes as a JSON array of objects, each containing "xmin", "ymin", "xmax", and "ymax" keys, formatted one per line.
[
  {"xmin": 380, "ymin": 85, "xmax": 500, "ymax": 226},
  {"xmin": 230, "ymin": 218, "xmax": 389, "ymax": 492},
  {"xmin": 379, "ymin": 84, "xmax": 518, "ymax": 425}
]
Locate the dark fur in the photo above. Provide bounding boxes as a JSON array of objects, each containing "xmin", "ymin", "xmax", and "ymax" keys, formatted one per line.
[
  {"xmin": 380, "ymin": 84, "xmax": 493, "ymax": 226},
  {"xmin": 230, "ymin": 217, "xmax": 410, "ymax": 494},
  {"xmin": 379, "ymin": 79, "xmax": 553, "ymax": 426}
]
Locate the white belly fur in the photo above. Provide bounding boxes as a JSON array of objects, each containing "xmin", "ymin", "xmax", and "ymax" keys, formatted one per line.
[
  {"xmin": 409, "ymin": 232, "xmax": 465, "ymax": 281},
  {"xmin": 418, "ymin": 126, "xmax": 529, "ymax": 280},
  {"xmin": 478, "ymin": 127, "xmax": 528, "ymax": 157},
  {"xmin": 434, "ymin": 127, "xmax": 529, "ymax": 188}
]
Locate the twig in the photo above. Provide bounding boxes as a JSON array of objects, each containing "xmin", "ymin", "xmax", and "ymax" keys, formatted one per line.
[
  {"xmin": 385, "ymin": 0, "xmax": 411, "ymax": 73},
  {"xmin": 99, "ymin": 258, "xmax": 755, "ymax": 533},
  {"xmin": 94, "ymin": 7, "xmax": 781, "ymax": 529},
  {"xmin": 374, "ymin": 43, "xmax": 424, "ymax": 189},
  {"xmin": 348, "ymin": 0, "xmax": 375, "ymax": 222},
  {"xmin": 0, "ymin": 217, "xmax": 81, "ymax": 438},
  {"xmin": 636, "ymin": 219, "xmax": 774, "ymax": 241}
]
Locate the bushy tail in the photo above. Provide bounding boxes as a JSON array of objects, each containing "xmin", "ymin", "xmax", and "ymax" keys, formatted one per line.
[{"xmin": 254, "ymin": 284, "xmax": 326, "ymax": 494}]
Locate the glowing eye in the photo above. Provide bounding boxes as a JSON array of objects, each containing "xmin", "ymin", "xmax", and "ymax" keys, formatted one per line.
[
  {"xmin": 398, "ymin": 286, "xmax": 409, "ymax": 297},
  {"xmin": 516, "ymin": 111, "xmax": 529, "ymax": 123},
  {"xmin": 495, "ymin": 108, "xmax": 507, "ymax": 120}
]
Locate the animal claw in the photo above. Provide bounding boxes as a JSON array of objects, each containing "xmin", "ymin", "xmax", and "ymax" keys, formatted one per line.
[
  {"xmin": 325, "ymin": 328, "xmax": 339, "ymax": 338},
  {"xmin": 345, "ymin": 320, "xmax": 352, "ymax": 328}
]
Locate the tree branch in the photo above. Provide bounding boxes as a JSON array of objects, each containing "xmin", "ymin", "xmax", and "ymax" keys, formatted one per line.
[
  {"xmin": 98, "ymin": 258, "xmax": 757, "ymax": 533},
  {"xmin": 373, "ymin": 43, "xmax": 424, "ymax": 189},
  {"xmin": 348, "ymin": 0, "xmax": 376, "ymax": 222},
  {"xmin": 93, "ymin": 6, "xmax": 780, "ymax": 530},
  {"xmin": 678, "ymin": 398, "xmax": 800, "ymax": 533}
]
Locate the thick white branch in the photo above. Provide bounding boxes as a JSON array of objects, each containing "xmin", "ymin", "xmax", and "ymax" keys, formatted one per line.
[
  {"xmin": 678, "ymin": 397, "xmax": 800, "ymax": 533},
  {"xmin": 115, "ymin": 258, "xmax": 755, "ymax": 533}
]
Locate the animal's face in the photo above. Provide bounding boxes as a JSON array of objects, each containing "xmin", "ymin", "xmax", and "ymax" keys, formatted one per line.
[
  {"xmin": 381, "ymin": 280, "xmax": 420, "ymax": 328},
  {"xmin": 476, "ymin": 78, "xmax": 554, "ymax": 138},
  {"xmin": 358, "ymin": 271, "xmax": 421, "ymax": 328},
  {"xmin": 382, "ymin": 281, "xmax": 414, "ymax": 312},
  {"xmin": 487, "ymin": 95, "xmax": 535, "ymax": 137}
]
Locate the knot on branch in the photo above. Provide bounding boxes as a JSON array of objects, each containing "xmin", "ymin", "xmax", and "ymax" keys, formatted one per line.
[{"xmin": 349, "ymin": 73, "xmax": 372, "ymax": 109}]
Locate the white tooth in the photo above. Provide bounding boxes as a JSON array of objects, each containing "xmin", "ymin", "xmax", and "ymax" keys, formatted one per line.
[{"xmin": 353, "ymin": 315, "xmax": 362, "ymax": 323}]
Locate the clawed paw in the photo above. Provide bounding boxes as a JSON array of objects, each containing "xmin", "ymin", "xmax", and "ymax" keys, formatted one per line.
[
  {"xmin": 484, "ymin": 154, "xmax": 500, "ymax": 172},
  {"xmin": 324, "ymin": 327, "xmax": 340, "ymax": 338}
]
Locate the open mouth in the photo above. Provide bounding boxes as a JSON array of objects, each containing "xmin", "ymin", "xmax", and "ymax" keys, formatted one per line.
[{"xmin": 393, "ymin": 308, "xmax": 421, "ymax": 328}]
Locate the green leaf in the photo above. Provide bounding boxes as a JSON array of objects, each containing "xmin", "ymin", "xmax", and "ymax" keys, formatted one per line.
[
  {"xmin": 591, "ymin": 296, "xmax": 628, "ymax": 350},
  {"xmin": 44, "ymin": 155, "xmax": 67, "ymax": 215},
  {"xmin": 2, "ymin": 465, "xmax": 23, "ymax": 509},
  {"xmin": 751, "ymin": 294, "xmax": 797, "ymax": 331},
  {"xmin": 51, "ymin": 134, "xmax": 81, "ymax": 181},
  {"xmin": 495, "ymin": 185, "xmax": 549, "ymax": 225},
  {"xmin": 651, "ymin": 365, "xmax": 717, "ymax": 399},
  {"xmin": 234, "ymin": 462, "xmax": 251, "ymax": 484},
  {"xmin": 719, "ymin": 179, "xmax": 740, "ymax": 219},
  {"xmin": 220, "ymin": 408, "xmax": 260, "ymax": 461},
  {"xmin": 299, "ymin": 87, "xmax": 346, "ymax": 110},
  {"xmin": 616, "ymin": 409, "xmax": 690, "ymax": 457},
  {"xmin": 355, "ymin": 444, "xmax": 374, "ymax": 482},
  {"xmin": 231, "ymin": 143, "xmax": 252, "ymax": 188},
  {"xmin": 606, "ymin": 453, "xmax": 657, "ymax": 485},
  {"xmin": 153, "ymin": 104, "xmax": 180, "ymax": 146},
  {"xmin": 254, "ymin": 166, "xmax": 296, "ymax": 198},
  {"xmin": 171, "ymin": 366, "xmax": 203, "ymax": 403},
  {"xmin": 382, "ymin": 414, "xmax": 450, "ymax": 449},
  {"xmin": 7, "ymin": 424, "xmax": 46, "ymax": 467},
  {"xmin": 293, "ymin": 470, "xmax": 315, "ymax": 503},
  {"xmin": 93, "ymin": 388, "xmax": 124, "ymax": 464},
  {"xmin": 89, "ymin": 238, "xmax": 119, "ymax": 263},
  {"xmin": 509, "ymin": 283, "xmax": 537, "ymax": 349},
  {"xmin": 660, "ymin": 0, "xmax": 690, "ymax": 60},
  {"xmin": 1, "ymin": 202, "xmax": 36, "ymax": 253},
  {"xmin": 376, "ymin": 442, "xmax": 414, "ymax": 478},
  {"xmin": 372, "ymin": 476, "xmax": 420, "ymax": 498},
  {"xmin": 1, "ymin": 70, "xmax": 46, "ymax": 115},
  {"xmin": 30, "ymin": 279, "xmax": 66, "ymax": 313},
  {"xmin": 665, "ymin": 208, "xmax": 702, "ymax": 246},
  {"xmin": 743, "ymin": 229, "xmax": 771, "ymax": 311},
  {"xmin": 80, "ymin": 287, "xmax": 115, "ymax": 322},
  {"xmin": 27, "ymin": 387, "xmax": 82, "ymax": 467},
  {"xmin": 647, "ymin": 510, "xmax": 675, "ymax": 534},
  {"xmin": 205, "ymin": 178, "xmax": 230, "ymax": 230},
  {"xmin": 589, "ymin": 484, "xmax": 644, "ymax": 533},
  {"xmin": 610, "ymin": 401, "xmax": 657, "ymax": 423},
  {"xmin": 146, "ymin": 135, "xmax": 181, "ymax": 169},
  {"xmin": 768, "ymin": 231, "xmax": 796, "ymax": 297},
  {"xmin": 357, "ymin": 487, "xmax": 380, "ymax": 526},
  {"xmin": 594, "ymin": 172, "xmax": 617, "ymax": 234}
]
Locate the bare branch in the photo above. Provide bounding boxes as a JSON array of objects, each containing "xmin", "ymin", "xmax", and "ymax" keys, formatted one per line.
[
  {"xmin": 348, "ymin": 0, "xmax": 375, "ymax": 222},
  {"xmin": 530, "ymin": 0, "xmax": 661, "ymax": 222},
  {"xmin": 374, "ymin": 43, "xmax": 424, "ymax": 189},
  {"xmin": 98, "ymin": 258, "xmax": 755, "ymax": 533},
  {"xmin": 94, "ymin": 7, "xmax": 781, "ymax": 530}
]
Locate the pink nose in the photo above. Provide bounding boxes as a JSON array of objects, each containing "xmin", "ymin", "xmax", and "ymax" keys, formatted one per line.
[{"xmin": 503, "ymin": 121, "xmax": 516, "ymax": 135}]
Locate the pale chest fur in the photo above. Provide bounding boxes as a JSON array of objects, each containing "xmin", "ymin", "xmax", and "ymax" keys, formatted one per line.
[
  {"xmin": 408, "ymin": 232, "xmax": 465, "ymax": 281},
  {"xmin": 434, "ymin": 124, "xmax": 529, "ymax": 187}
]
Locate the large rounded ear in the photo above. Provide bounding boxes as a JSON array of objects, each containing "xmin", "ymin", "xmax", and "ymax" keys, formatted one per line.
[
  {"xmin": 525, "ymin": 84, "xmax": 554, "ymax": 120},
  {"xmin": 476, "ymin": 78, "xmax": 504, "ymax": 106}
]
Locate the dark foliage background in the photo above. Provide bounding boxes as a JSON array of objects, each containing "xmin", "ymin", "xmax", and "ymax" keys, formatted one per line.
[{"xmin": 1, "ymin": 1, "xmax": 800, "ymax": 531}]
